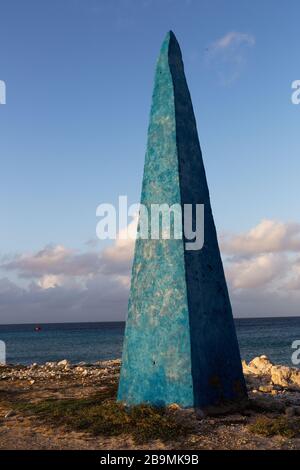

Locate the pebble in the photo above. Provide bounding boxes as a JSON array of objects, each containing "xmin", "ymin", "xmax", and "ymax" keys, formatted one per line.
[{"xmin": 57, "ymin": 359, "xmax": 70, "ymax": 368}]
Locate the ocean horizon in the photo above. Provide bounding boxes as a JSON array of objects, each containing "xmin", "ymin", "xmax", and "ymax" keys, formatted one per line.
[{"xmin": 0, "ymin": 317, "xmax": 300, "ymax": 367}]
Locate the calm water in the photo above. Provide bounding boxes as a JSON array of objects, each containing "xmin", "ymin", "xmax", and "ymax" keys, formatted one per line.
[{"xmin": 0, "ymin": 317, "xmax": 300, "ymax": 367}]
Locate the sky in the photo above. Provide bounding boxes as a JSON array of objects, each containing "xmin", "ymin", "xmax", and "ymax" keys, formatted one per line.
[{"xmin": 0, "ymin": 0, "xmax": 300, "ymax": 323}]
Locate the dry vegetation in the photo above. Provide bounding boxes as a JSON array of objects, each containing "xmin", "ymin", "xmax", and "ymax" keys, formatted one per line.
[{"xmin": 1, "ymin": 357, "xmax": 300, "ymax": 450}]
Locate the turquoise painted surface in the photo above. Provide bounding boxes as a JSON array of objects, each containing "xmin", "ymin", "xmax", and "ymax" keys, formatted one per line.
[
  {"xmin": 118, "ymin": 32, "xmax": 194, "ymax": 407},
  {"xmin": 118, "ymin": 31, "xmax": 247, "ymax": 408}
]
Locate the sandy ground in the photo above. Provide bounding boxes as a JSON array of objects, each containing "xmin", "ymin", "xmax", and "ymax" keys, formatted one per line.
[{"xmin": 0, "ymin": 359, "xmax": 300, "ymax": 450}]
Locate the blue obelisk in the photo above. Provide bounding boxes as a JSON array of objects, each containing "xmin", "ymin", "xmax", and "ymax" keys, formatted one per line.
[{"xmin": 118, "ymin": 31, "xmax": 247, "ymax": 408}]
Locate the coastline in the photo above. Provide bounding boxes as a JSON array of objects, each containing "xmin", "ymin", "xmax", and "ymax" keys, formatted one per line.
[
  {"xmin": 1, "ymin": 317, "xmax": 300, "ymax": 367},
  {"xmin": 0, "ymin": 356, "xmax": 300, "ymax": 450}
]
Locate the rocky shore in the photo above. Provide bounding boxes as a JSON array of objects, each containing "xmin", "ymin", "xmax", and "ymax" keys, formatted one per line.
[
  {"xmin": 0, "ymin": 358, "xmax": 121, "ymax": 385},
  {"xmin": 242, "ymin": 356, "xmax": 300, "ymax": 415},
  {"xmin": 0, "ymin": 356, "xmax": 300, "ymax": 449}
]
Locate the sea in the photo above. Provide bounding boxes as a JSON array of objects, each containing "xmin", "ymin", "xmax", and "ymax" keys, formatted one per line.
[{"xmin": 0, "ymin": 317, "xmax": 300, "ymax": 367}]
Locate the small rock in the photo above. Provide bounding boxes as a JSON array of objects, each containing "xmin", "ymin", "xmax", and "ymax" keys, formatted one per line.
[
  {"xmin": 168, "ymin": 403, "xmax": 181, "ymax": 411},
  {"xmin": 259, "ymin": 385, "xmax": 274, "ymax": 393},
  {"xmin": 248, "ymin": 356, "xmax": 273, "ymax": 375},
  {"xmin": 290, "ymin": 369, "xmax": 300, "ymax": 388},
  {"xmin": 45, "ymin": 362, "xmax": 56, "ymax": 369},
  {"xmin": 271, "ymin": 365, "xmax": 291, "ymax": 388},
  {"xmin": 57, "ymin": 359, "xmax": 70, "ymax": 368}
]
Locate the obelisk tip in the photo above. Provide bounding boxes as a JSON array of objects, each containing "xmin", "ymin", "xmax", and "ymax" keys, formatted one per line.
[{"xmin": 164, "ymin": 30, "xmax": 178, "ymax": 43}]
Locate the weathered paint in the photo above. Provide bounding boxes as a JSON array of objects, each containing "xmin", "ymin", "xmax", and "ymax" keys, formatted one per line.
[{"xmin": 118, "ymin": 31, "xmax": 247, "ymax": 408}]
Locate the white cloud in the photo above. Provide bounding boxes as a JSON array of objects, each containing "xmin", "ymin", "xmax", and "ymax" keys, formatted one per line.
[
  {"xmin": 211, "ymin": 32, "xmax": 255, "ymax": 51},
  {"xmin": 225, "ymin": 253, "xmax": 286, "ymax": 289},
  {"xmin": 281, "ymin": 258, "xmax": 300, "ymax": 291},
  {"xmin": 221, "ymin": 219, "xmax": 300, "ymax": 256},
  {"xmin": 206, "ymin": 31, "xmax": 255, "ymax": 84},
  {"xmin": 101, "ymin": 216, "xmax": 137, "ymax": 279},
  {"xmin": 2, "ymin": 245, "xmax": 104, "ymax": 279},
  {"xmin": 0, "ymin": 274, "xmax": 129, "ymax": 324},
  {"xmin": 1, "ymin": 218, "xmax": 300, "ymax": 321},
  {"xmin": 0, "ymin": 219, "xmax": 138, "ymax": 323},
  {"xmin": 222, "ymin": 219, "xmax": 300, "ymax": 317},
  {"xmin": 1, "ymin": 217, "xmax": 138, "ymax": 284},
  {"xmin": 37, "ymin": 274, "xmax": 64, "ymax": 290}
]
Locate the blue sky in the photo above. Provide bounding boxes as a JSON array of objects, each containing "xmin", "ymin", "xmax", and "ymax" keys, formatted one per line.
[{"xmin": 0, "ymin": 0, "xmax": 300, "ymax": 322}]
